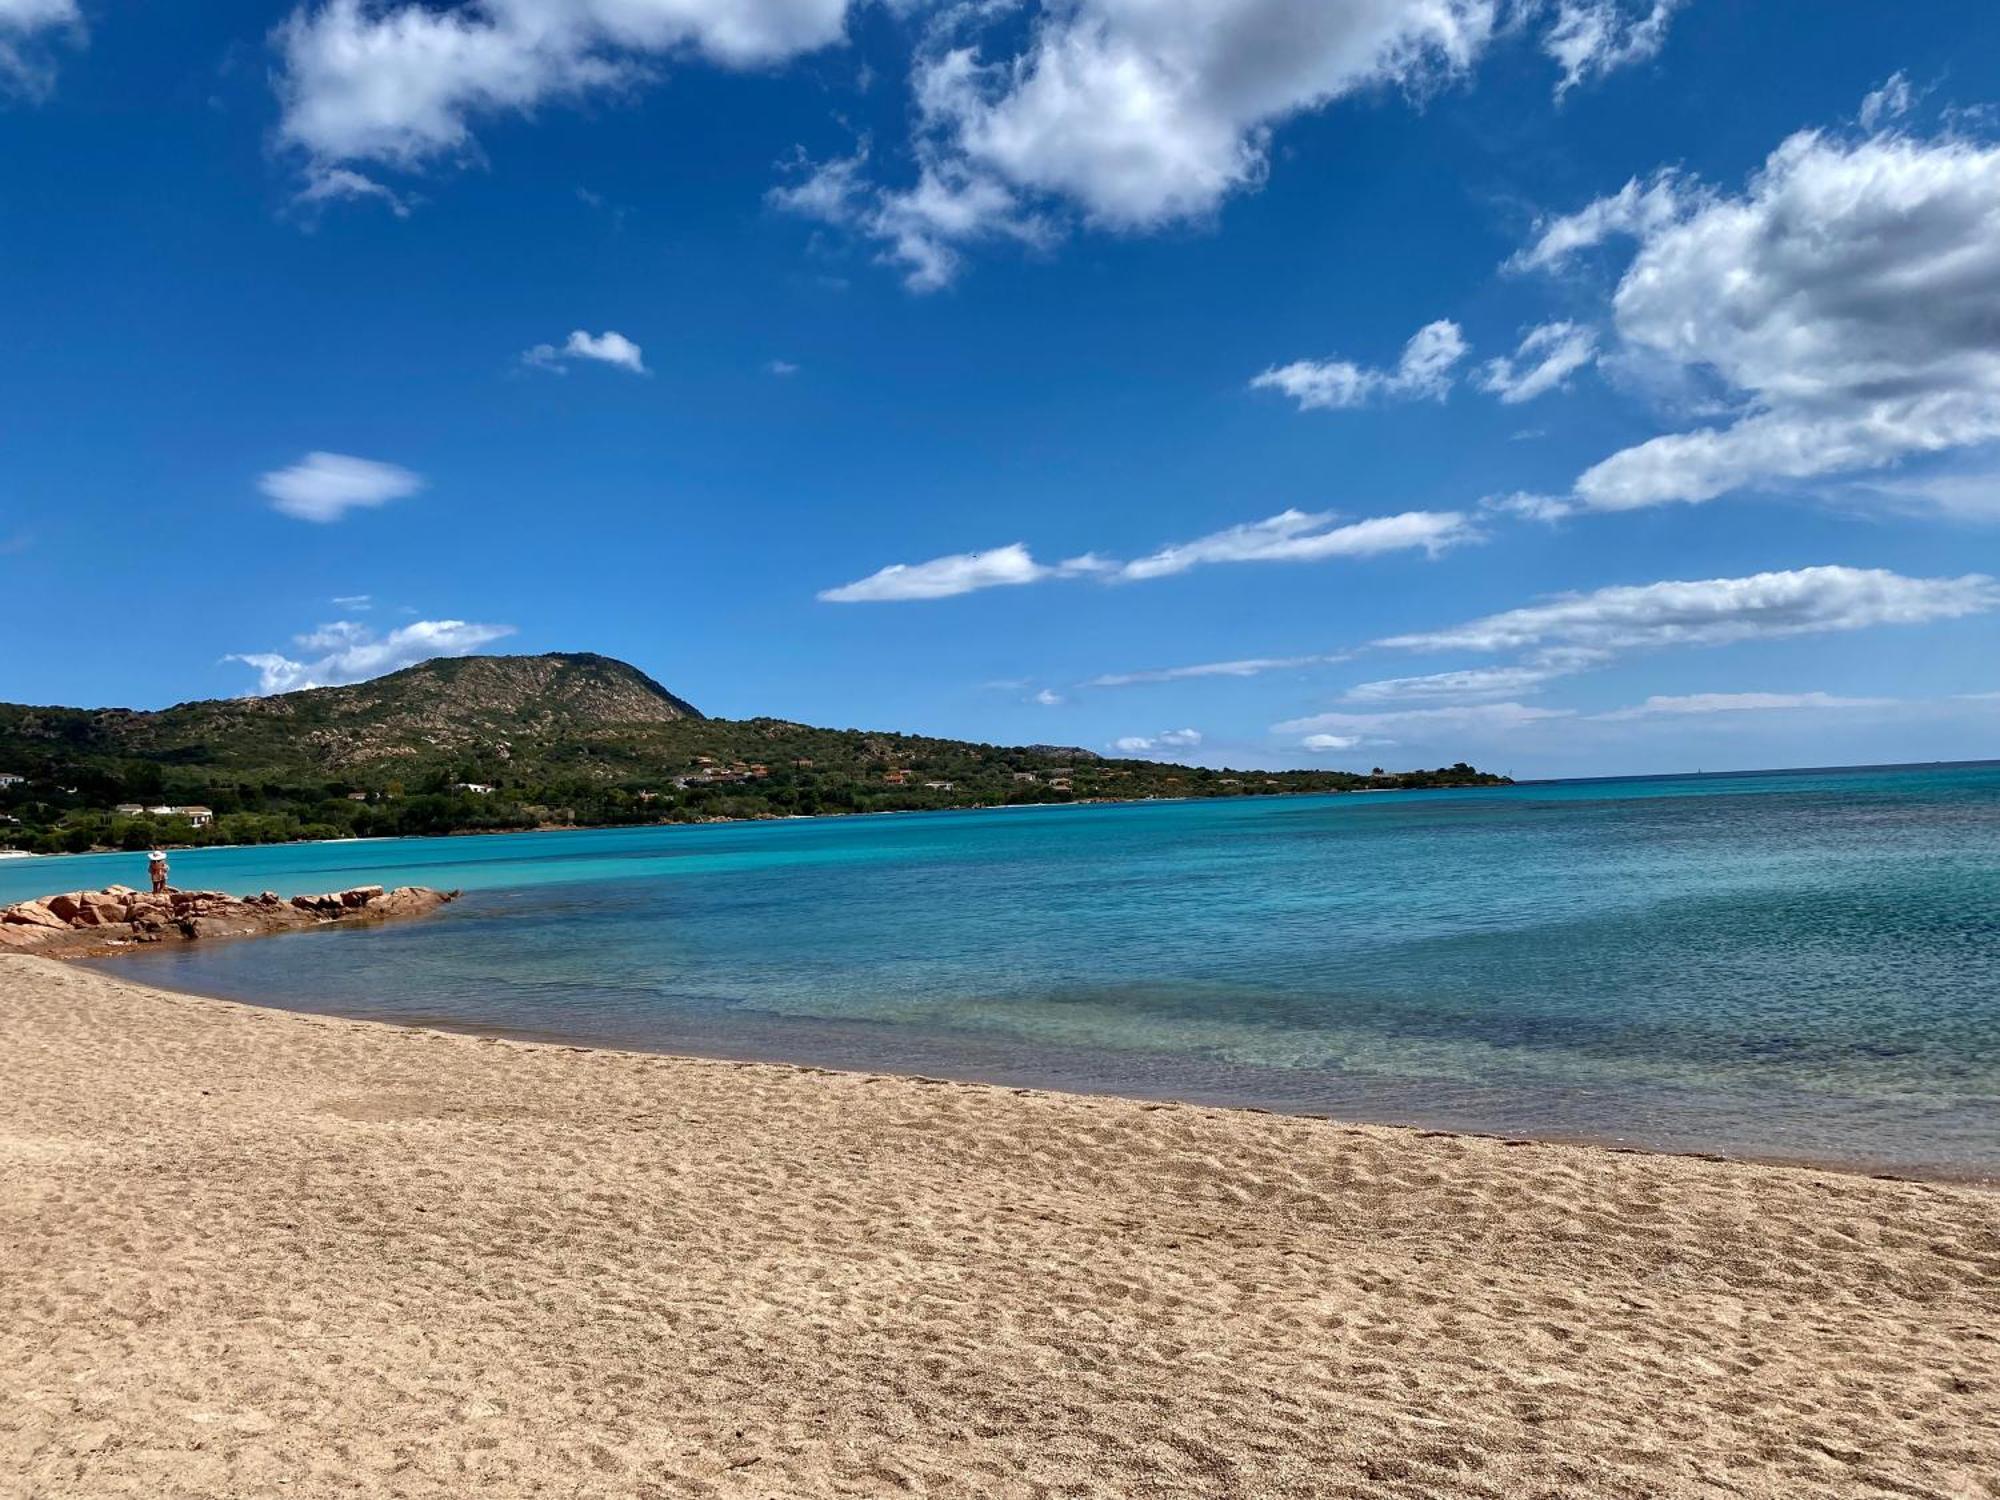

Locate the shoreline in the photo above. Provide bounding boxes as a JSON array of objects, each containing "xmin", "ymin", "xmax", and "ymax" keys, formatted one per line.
[
  {"xmin": 85, "ymin": 945, "xmax": 2000, "ymax": 1190},
  {"xmin": 6, "ymin": 953, "xmax": 1996, "ymax": 1497},
  {"xmin": 2, "ymin": 780, "xmax": 1500, "ymax": 860}
]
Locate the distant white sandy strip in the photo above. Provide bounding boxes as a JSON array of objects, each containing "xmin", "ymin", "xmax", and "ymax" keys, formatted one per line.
[{"xmin": 3, "ymin": 955, "xmax": 1996, "ymax": 1498}]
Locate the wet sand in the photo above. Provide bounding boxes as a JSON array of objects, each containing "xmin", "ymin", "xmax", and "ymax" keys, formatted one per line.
[{"xmin": 3, "ymin": 955, "xmax": 1996, "ymax": 1497}]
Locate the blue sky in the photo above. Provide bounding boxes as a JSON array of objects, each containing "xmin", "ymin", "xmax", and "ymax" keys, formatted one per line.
[{"xmin": 3, "ymin": 0, "xmax": 1998, "ymax": 777}]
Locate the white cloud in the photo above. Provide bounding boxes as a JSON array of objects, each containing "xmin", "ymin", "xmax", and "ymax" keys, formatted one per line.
[
  {"xmin": 1541, "ymin": 0, "xmax": 1679, "ymax": 99},
  {"xmin": 1085, "ymin": 654, "xmax": 1350, "ymax": 688},
  {"xmin": 331, "ymin": 593, "xmax": 374, "ymax": 610},
  {"xmin": 294, "ymin": 165, "xmax": 413, "ymax": 217},
  {"xmin": 1379, "ymin": 566, "xmax": 2000, "ymax": 654},
  {"xmin": 1481, "ymin": 490, "xmax": 1576, "ymax": 522},
  {"xmin": 767, "ymin": 359, "xmax": 799, "ymax": 376},
  {"xmin": 259, "ymin": 451, "xmax": 425, "ymax": 523},
  {"xmin": 911, "ymin": 1, "xmax": 1496, "ymax": 232},
  {"xmin": 1474, "ymin": 321, "xmax": 1597, "ymax": 404},
  {"xmin": 1858, "ymin": 70, "xmax": 1914, "ymax": 132},
  {"xmin": 785, "ymin": 0, "xmax": 1657, "ymax": 287},
  {"xmin": 1507, "ymin": 168, "xmax": 1688, "ymax": 273},
  {"xmin": 1845, "ymin": 463, "xmax": 2000, "ymax": 521},
  {"xmin": 1118, "ymin": 508, "xmax": 1473, "ymax": 581},
  {"xmin": 1301, "ymin": 733, "xmax": 1363, "ymax": 751},
  {"xmin": 820, "ymin": 508, "xmax": 1467, "ymax": 602},
  {"xmin": 1343, "ymin": 663, "xmax": 1577, "ymax": 701},
  {"xmin": 1596, "ymin": 691, "xmax": 1897, "ymax": 720},
  {"xmin": 1112, "ymin": 728, "xmax": 1203, "ymax": 752},
  {"xmin": 1275, "ymin": 702, "xmax": 1573, "ymax": 736},
  {"xmin": 274, "ymin": 0, "xmax": 852, "ymax": 171},
  {"xmin": 1516, "ymin": 128, "xmax": 2000, "ymax": 510},
  {"xmin": 522, "ymin": 328, "xmax": 647, "ymax": 374},
  {"xmin": 1251, "ymin": 320, "xmax": 1468, "ymax": 411},
  {"xmin": 770, "ymin": 141, "xmax": 1051, "ymax": 293},
  {"xmin": 1032, "ymin": 688, "xmax": 1064, "ymax": 707},
  {"xmin": 819, "ymin": 542, "xmax": 1050, "ymax": 603},
  {"xmin": 0, "ymin": 0, "xmax": 80, "ymax": 96},
  {"xmin": 228, "ymin": 618, "xmax": 516, "ymax": 695}
]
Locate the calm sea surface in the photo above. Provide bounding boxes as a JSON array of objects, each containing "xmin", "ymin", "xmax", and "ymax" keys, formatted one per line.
[{"xmin": 15, "ymin": 762, "xmax": 2000, "ymax": 1175}]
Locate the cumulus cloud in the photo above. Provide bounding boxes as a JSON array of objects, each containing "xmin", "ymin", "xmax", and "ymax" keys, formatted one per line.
[
  {"xmin": 783, "ymin": 0, "xmax": 1659, "ymax": 287},
  {"xmin": 1378, "ymin": 566, "xmax": 2000, "ymax": 654},
  {"xmin": 228, "ymin": 617, "xmax": 516, "ymax": 695},
  {"xmin": 1032, "ymin": 688, "xmax": 1065, "ymax": 707},
  {"xmin": 1474, "ymin": 321, "xmax": 1597, "ymax": 404},
  {"xmin": 1112, "ymin": 728, "xmax": 1202, "ymax": 753},
  {"xmin": 870, "ymin": 0, "xmax": 1496, "ymax": 246},
  {"xmin": 1595, "ymin": 691, "xmax": 1897, "ymax": 720},
  {"xmin": 522, "ymin": 328, "xmax": 648, "ymax": 374},
  {"xmin": 1301, "ymin": 733, "xmax": 1363, "ymax": 751},
  {"xmin": 1541, "ymin": 0, "xmax": 1679, "ymax": 99},
  {"xmin": 1251, "ymin": 321, "xmax": 1468, "ymax": 411},
  {"xmin": 1515, "ymin": 127, "xmax": 2000, "ymax": 510},
  {"xmin": 274, "ymin": 0, "xmax": 852, "ymax": 173},
  {"xmin": 0, "ymin": 0, "xmax": 81, "ymax": 96},
  {"xmin": 259, "ymin": 451, "xmax": 425, "ymax": 523},
  {"xmin": 1085, "ymin": 654, "xmax": 1350, "ymax": 688},
  {"xmin": 820, "ymin": 509, "xmax": 1467, "ymax": 602}
]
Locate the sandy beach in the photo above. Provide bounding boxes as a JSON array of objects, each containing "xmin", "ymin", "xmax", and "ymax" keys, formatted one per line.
[{"xmin": 4, "ymin": 956, "xmax": 1996, "ymax": 1498}]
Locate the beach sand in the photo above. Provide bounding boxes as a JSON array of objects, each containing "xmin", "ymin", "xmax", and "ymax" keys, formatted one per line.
[{"xmin": 3, "ymin": 956, "xmax": 1996, "ymax": 1498}]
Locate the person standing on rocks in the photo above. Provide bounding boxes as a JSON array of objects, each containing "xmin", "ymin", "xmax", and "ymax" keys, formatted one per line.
[{"xmin": 148, "ymin": 847, "xmax": 169, "ymax": 895}]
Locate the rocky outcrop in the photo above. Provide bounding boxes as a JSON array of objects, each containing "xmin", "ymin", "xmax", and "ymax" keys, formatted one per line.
[{"xmin": 0, "ymin": 884, "xmax": 457, "ymax": 958}]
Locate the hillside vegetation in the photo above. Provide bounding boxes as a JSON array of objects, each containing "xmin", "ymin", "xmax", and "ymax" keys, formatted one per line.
[{"xmin": 0, "ymin": 653, "xmax": 1509, "ymax": 852}]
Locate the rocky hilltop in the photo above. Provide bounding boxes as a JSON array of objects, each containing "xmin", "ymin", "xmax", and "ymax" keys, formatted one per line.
[
  {"xmin": 0, "ymin": 650, "xmax": 1511, "ymax": 853},
  {"xmin": 1, "ymin": 653, "xmax": 701, "ymax": 778},
  {"xmin": 0, "ymin": 884, "xmax": 457, "ymax": 959}
]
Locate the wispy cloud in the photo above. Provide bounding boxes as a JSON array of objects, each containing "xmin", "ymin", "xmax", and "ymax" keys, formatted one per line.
[
  {"xmin": 259, "ymin": 452, "xmax": 424, "ymax": 523},
  {"xmin": 1543, "ymin": 0, "xmax": 1681, "ymax": 99},
  {"xmin": 1086, "ymin": 654, "xmax": 1351, "ymax": 689},
  {"xmin": 294, "ymin": 165, "xmax": 412, "ymax": 219},
  {"xmin": 1251, "ymin": 320, "xmax": 1467, "ymax": 412},
  {"xmin": 819, "ymin": 543, "xmax": 1056, "ymax": 603},
  {"xmin": 1275, "ymin": 702, "xmax": 1574, "ymax": 738},
  {"xmin": 1119, "ymin": 510, "xmax": 1473, "ymax": 582},
  {"xmin": 1594, "ymin": 691, "xmax": 1898, "ymax": 721},
  {"xmin": 820, "ymin": 508, "xmax": 1471, "ymax": 603},
  {"xmin": 522, "ymin": 329, "xmax": 648, "ymax": 376},
  {"xmin": 1473, "ymin": 321, "xmax": 1597, "ymax": 404},
  {"xmin": 227, "ymin": 617, "xmax": 515, "ymax": 695},
  {"xmin": 1378, "ymin": 567, "xmax": 2000, "ymax": 655},
  {"xmin": 0, "ymin": 0, "xmax": 82, "ymax": 98}
]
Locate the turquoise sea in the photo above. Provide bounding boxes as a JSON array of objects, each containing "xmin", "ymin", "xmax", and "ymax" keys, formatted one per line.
[{"xmin": 13, "ymin": 761, "xmax": 2000, "ymax": 1176}]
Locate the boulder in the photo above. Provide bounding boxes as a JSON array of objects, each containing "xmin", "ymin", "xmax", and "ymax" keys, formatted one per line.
[
  {"xmin": 338, "ymin": 885, "xmax": 385, "ymax": 909},
  {"xmin": 2, "ymin": 901, "xmax": 68, "ymax": 930}
]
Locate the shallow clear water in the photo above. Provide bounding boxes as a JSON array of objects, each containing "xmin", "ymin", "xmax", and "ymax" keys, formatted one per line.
[{"xmin": 22, "ymin": 762, "xmax": 2000, "ymax": 1175}]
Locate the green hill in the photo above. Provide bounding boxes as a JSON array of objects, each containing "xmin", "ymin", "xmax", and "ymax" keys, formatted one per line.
[{"xmin": 0, "ymin": 653, "xmax": 1509, "ymax": 852}]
